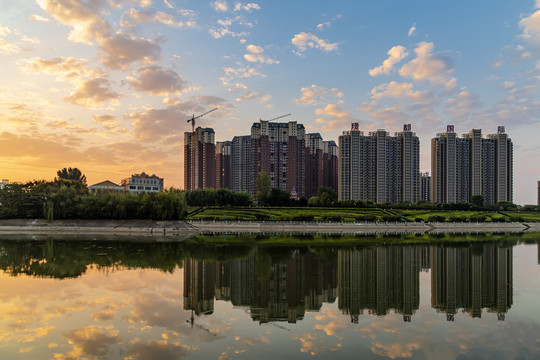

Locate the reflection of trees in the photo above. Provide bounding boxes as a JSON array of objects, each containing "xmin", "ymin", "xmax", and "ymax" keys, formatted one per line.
[{"xmin": 0, "ymin": 237, "xmax": 253, "ymax": 279}]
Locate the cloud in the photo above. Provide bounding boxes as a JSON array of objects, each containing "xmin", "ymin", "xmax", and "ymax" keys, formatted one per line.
[
  {"xmin": 209, "ymin": 16, "xmax": 251, "ymax": 38},
  {"xmin": 445, "ymin": 90, "xmax": 482, "ymax": 121},
  {"xmin": 291, "ymin": 32, "xmax": 339, "ymax": 53},
  {"xmin": 243, "ymin": 44, "xmax": 279, "ymax": 64},
  {"xmin": 370, "ymin": 81, "xmax": 432, "ymax": 103},
  {"xmin": 291, "ymin": 32, "xmax": 339, "ymax": 52},
  {"xmin": 64, "ymin": 78, "xmax": 120, "ymax": 108},
  {"xmin": 26, "ymin": 57, "xmax": 102, "ymax": 81},
  {"xmin": 212, "ymin": 1, "xmax": 228, "ymax": 11},
  {"xmin": 121, "ymin": 8, "xmax": 196, "ymax": 28},
  {"xmin": 127, "ymin": 66, "xmax": 186, "ymax": 95},
  {"xmin": 35, "ymin": 0, "xmax": 111, "ymax": 44},
  {"xmin": 235, "ymin": 91, "xmax": 271, "ymax": 103},
  {"xmin": 399, "ymin": 42, "xmax": 454, "ymax": 85},
  {"xmin": 0, "ymin": 38, "xmax": 20, "ymax": 55},
  {"xmin": 519, "ymin": 9, "xmax": 540, "ymax": 48},
  {"xmin": 92, "ymin": 115, "xmax": 121, "ymax": 131},
  {"xmin": 316, "ymin": 22, "xmax": 331, "ymax": 31},
  {"xmin": 295, "ymin": 85, "xmax": 343, "ymax": 105},
  {"xmin": 99, "ymin": 33, "xmax": 161, "ymax": 70},
  {"xmin": 127, "ymin": 97, "xmax": 226, "ymax": 141},
  {"xmin": 314, "ymin": 103, "xmax": 356, "ymax": 131},
  {"xmin": 233, "ymin": 3, "xmax": 260, "ymax": 12},
  {"xmin": 220, "ymin": 66, "xmax": 265, "ymax": 85},
  {"xmin": 408, "ymin": 23, "xmax": 416, "ymax": 37},
  {"xmin": 369, "ymin": 45, "xmax": 409, "ymax": 76},
  {"xmin": 29, "ymin": 14, "xmax": 50, "ymax": 22}
]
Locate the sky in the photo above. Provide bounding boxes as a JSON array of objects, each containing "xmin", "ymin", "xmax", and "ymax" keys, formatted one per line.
[{"xmin": 0, "ymin": 0, "xmax": 540, "ymax": 204}]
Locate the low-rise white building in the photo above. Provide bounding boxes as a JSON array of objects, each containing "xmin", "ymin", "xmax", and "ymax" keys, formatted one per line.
[{"xmin": 121, "ymin": 172, "xmax": 164, "ymax": 194}]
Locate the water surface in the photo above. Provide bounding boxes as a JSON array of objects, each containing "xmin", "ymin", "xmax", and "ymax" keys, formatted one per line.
[{"xmin": 0, "ymin": 234, "xmax": 539, "ymax": 359}]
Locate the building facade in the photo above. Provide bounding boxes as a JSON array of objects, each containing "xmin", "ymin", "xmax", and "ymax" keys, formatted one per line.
[
  {"xmin": 249, "ymin": 120, "xmax": 306, "ymax": 197},
  {"xmin": 121, "ymin": 172, "xmax": 164, "ymax": 194},
  {"xmin": 230, "ymin": 135, "xmax": 251, "ymax": 193},
  {"xmin": 431, "ymin": 126, "xmax": 512, "ymax": 205},
  {"xmin": 421, "ymin": 173, "xmax": 431, "ymax": 203},
  {"xmin": 184, "ymin": 127, "xmax": 216, "ymax": 190},
  {"xmin": 89, "ymin": 180, "xmax": 124, "ymax": 194},
  {"xmin": 215, "ymin": 141, "xmax": 232, "ymax": 189},
  {"xmin": 338, "ymin": 123, "xmax": 420, "ymax": 203}
]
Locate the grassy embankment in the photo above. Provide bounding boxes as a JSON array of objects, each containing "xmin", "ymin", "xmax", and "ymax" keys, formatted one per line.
[{"xmin": 186, "ymin": 207, "xmax": 540, "ymax": 223}]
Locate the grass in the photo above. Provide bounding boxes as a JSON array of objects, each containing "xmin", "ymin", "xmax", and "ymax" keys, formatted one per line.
[{"xmin": 185, "ymin": 206, "xmax": 540, "ymax": 222}]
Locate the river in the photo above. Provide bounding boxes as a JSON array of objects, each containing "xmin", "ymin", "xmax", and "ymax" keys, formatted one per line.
[{"xmin": 0, "ymin": 234, "xmax": 539, "ymax": 359}]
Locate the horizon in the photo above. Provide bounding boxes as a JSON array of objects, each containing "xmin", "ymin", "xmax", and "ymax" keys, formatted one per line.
[{"xmin": 1, "ymin": 1, "xmax": 539, "ymax": 204}]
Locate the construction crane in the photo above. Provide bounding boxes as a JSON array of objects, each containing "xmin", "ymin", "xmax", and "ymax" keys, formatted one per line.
[
  {"xmin": 187, "ymin": 108, "xmax": 218, "ymax": 133},
  {"xmin": 260, "ymin": 113, "xmax": 291, "ymax": 122}
]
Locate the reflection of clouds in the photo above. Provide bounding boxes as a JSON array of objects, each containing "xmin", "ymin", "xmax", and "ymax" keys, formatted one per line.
[
  {"xmin": 127, "ymin": 340, "xmax": 186, "ymax": 360},
  {"xmin": 56, "ymin": 325, "xmax": 120, "ymax": 359}
]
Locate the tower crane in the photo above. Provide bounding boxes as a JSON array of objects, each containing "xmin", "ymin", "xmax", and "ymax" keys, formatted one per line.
[
  {"xmin": 187, "ymin": 108, "xmax": 218, "ymax": 133},
  {"xmin": 260, "ymin": 113, "xmax": 291, "ymax": 122}
]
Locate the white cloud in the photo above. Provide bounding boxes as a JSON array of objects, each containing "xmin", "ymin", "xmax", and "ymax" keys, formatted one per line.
[
  {"xmin": 316, "ymin": 22, "xmax": 331, "ymax": 31},
  {"xmin": 370, "ymin": 81, "xmax": 432, "ymax": 103},
  {"xmin": 0, "ymin": 24, "xmax": 11, "ymax": 37},
  {"xmin": 0, "ymin": 38, "xmax": 20, "ymax": 55},
  {"xmin": 243, "ymin": 44, "xmax": 278, "ymax": 64},
  {"xmin": 99, "ymin": 33, "xmax": 161, "ymax": 70},
  {"xmin": 29, "ymin": 14, "xmax": 50, "ymax": 22},
  {"xmin": 369, "ymin": 45, "xmax": 409, "ymax": 77},
  {"xmin": 220, "ymin": 66, "xmax": 265, "ymax": 85},
  {"xmin": 291, "ymin": 32, "xmax": 339, "ymax": 53},
  {"xmin": 398, "ymin": 41, "xmax": 453, "ymax": 85},
  {"xmin": 209, "ymin": 16, "xmax": 249, "ymax": 38},
  {"xmin": 164, "ymin": 0, "xmax": 173, "ymax": 8},
  {"xmin": 408, "ymin": 23, "xmax": 416, "ymax": 37},
  {"xmin": 212, "ymin": 1, "xmax": 228, "ymax": 12},
  {"xmin": 519, "ymin": 9, "xmax": 540, "ymax": 48},
  {"xmin": 234, "ymin": 3, "xmax": 260, "ymax": 12},
  {"xmin": 295, "ymin": 85, "xmax": 343, "ymax": 105},
  {"xmin": 121, "ymin": 8, "xmax": 195, "ymax": 28}
]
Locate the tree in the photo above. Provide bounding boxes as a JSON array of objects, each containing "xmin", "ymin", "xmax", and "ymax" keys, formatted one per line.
[
  {"xmin": 56, "ymin": 167, "xmax": 87, "ymax": 186},
  {"xmin": 471, "ymin": 195, "xmax": 484, "ymax": 208},
  {"xmin": 255, "ymin": 171, "xmax": 271, "ymax": 204},
  {"xmin": 316, "ymin": 186, "xmax": 338, "ymax": 206}
]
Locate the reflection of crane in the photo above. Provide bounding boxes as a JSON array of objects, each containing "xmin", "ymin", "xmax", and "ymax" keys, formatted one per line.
[
  {"xmin": 262, "ymin": 322, "xmax": 290, "ymax": 331},
  {"xmin": 187, "ymin": 108, "xmax": 218, "ymax": 133},
  {"xmin": 260, "ymin": 113, "xmax": 291, "ymax": 122},
  {"xmin": 187, "ymin": 310, "xmax": 217, "ymax": 336}
]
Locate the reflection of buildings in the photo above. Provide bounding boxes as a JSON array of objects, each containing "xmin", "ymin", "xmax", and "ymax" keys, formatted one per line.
[
  {"xmin": 183, "ymin": 259, "xmax": 215, "ymax": 316},
  {"xmin": 185, "ymin": 249, "xmax": 338, "ymax": 324},
  {"xmin": 338, "ymin": 246, "xmax": 422, "ymax": 322},
  {"xmin": 431, "ymin": 244, "xmax": 513, "ymax": 321},
  {"xmin": 183, "ymin": 244, "xmax": 515, "ymax": 325}
]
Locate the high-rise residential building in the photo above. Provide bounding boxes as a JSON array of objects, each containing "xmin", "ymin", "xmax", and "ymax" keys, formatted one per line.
[
  {"xmin": 323, "ymin": 141, "xmax": 339, "ymax": 192},
  {"xmin": 421, "ymin": 173, "xmax": 431, "ymax": 202},
  {"xmin": 184, "ymin": 127, "xmax": 216, "ymax": 190},
  {"xmin": 431, "ymin": 126, "xmax": 512, "ymax": 205},
  {"xmin": 230, "ymin": 135, "xmax": 251, "ymax": 193},
  {"xmin": 121, "ymin": 172, "xmax": 164, "ymax": 193},
  {"xmin": 305, "ymin": 134, "xmax": 338, "ymax": 198},
  {"xmin": 249, "ymin": 120, "xmax": 306, "ymax": 197},
  {"xmin": 338, "ymin": 123, "xmax": 420, "ymax": 203},
  {"xmin": 215, "ymin": 141, "xmax": 232, "ymax": 189}
]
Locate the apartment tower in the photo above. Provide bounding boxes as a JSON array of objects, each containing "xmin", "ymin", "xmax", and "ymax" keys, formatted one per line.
[
  {"xmin": 431, "ymin": 126, "xmax": 512, "ymax": 205},
  {"xmin": 338, "ymin": 123, "xmax": 420, "ymax": 203},
  {"xmin": 184, "ymin": 127, "xmax": 216, "ymax": 190}
]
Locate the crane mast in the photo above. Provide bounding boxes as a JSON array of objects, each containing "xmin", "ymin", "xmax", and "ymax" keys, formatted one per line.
[{"xmin": 187, "ymin": 108, "xmax": 218, "ymax": 133}]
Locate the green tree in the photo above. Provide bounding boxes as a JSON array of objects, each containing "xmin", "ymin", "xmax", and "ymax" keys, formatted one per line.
[
  {"xmin": 256, "ymin": 171, "xmax": 271, "ymax": 204},
  {"xmin": 316, "ymin": 186, "xmax": 338, "ymax": 206},
  {"xmin": 471, "ymin": 195, "xmax": 484, "ymax": 208},
  {"xmin": 56, "ymin": 167, "xmax": 87, "ymax": 186}
]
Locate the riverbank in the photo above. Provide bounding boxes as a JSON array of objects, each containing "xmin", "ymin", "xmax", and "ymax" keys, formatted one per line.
[{"xmin": 1, "ymin": 219, "xmax": 540, "ymax": 236}]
